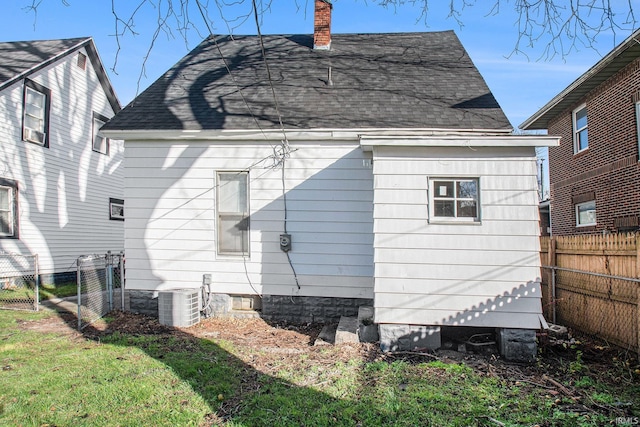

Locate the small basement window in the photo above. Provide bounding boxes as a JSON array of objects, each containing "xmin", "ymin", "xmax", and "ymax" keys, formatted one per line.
[{"xmin": 230, "ymin": 295, "xmax": 262, "ymax": 311}]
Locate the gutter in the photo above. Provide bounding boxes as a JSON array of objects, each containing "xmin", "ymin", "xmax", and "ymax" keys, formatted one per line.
[{"xmin": 100, "ymin": 127, "xmax": 514, "ymax": 141}]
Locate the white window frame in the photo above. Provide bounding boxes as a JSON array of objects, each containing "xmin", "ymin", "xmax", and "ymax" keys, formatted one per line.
[
  {"xmin": 635, "ymin": 100, "xmax": 640, "ymax": 161},
  {"xmin": 572, "ymin": 104, "xmax": 589, "ymax": 154},
  {"xmin": 109, "ymin": 198, "xmax": 124, "ymax": 221},
  {"xmin": 429, "ymin": 177, "xmax": 480, "ymax": 223},
  {"xmin": 216, "ymin": 171, "xmax": 250, "ymax": 256},
  {"xmin": 92, "ymin": 112, "xmax": 110, "ymax": 155},
  {"xmin": 22, "ymin": 80, "xmax": 50, "ymax": 147},
  {"xmin": 575, "ymin": 200, "xmax": 596, "ymax": 227},
  {"xmin": 0, "ymin": 179, "xmax": 18, "ymax": 238}
]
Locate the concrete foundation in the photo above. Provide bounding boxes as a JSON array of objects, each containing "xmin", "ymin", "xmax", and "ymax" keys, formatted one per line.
[
  {"xmin": 497, "ymin": 328, "xmax": 537, "ymax": 362},
  {"xmin": 128, "ymin": 290, "xmax": 158, "ymax": 317},
  {"xmin": 261, "ymin": 295, "xmax": 373, "ymax": 324},
  {"xmin": 379, "ymin": 324, "xmax": 441, "ymax": 352},
  {"xmin": 125, "ymin": 290, "xmax": 373, "ymax": 324}
]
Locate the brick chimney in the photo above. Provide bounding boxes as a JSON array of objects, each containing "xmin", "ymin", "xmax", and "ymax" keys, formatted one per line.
[{"xmin": 313, "ymin": 0, "xmax": 332, "ymax": 50}]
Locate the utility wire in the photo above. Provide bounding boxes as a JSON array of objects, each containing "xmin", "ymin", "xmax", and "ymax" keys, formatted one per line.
[
  {"xmin": 194, "ymin": 0, "xmax": 300, "ymax": 290},
  {"xmin": 251, "ymin": 0, "xmax": 300, "ymax": 290}
]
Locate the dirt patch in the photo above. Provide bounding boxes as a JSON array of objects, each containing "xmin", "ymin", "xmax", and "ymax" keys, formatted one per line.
[{"xmin": 18, "ymin": 310, "xmax": 640, "ymax": 421}]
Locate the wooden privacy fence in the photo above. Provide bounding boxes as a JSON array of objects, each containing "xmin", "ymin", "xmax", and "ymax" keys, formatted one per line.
[{"xmin": 540, "ymin": 233, "xmax": 640, "ymax": 357}]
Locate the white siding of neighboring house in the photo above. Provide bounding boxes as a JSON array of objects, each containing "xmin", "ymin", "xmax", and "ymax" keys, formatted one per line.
[
  {"xmin": 0, "ymin": 47, "xmax": 124, "ymax": 278},
  {"xmin": 371, "ymin": 145, "xmax": 544, "ymax": 329},
  {"xmin": 124, "ymin": 140, "xmax": 374, "ymax": 299}
]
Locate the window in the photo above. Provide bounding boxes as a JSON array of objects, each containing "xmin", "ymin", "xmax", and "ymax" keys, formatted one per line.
[
  {"xmin": 109, "ymin": 198, "xmax": 124, "ymax": 221},
  {"xmin": 0, "ymin": 179, "xmax": 18, "ymax": 238},
  {"xmin": 575, "ymin": 200, "xmax": 596, "ymax": 227},
  {"xmin": 429, "ymin": 178, "xmax": 479, "ymax": 222},
  {"xmin": 573, "ymin": 104, "xmax": 588, "ymax": 153},
  {"xmin": 636, "ymin": 99, "xmax": 640, "ymax": 161},
  {"xmin": 22, "ymin": 80, "xmax": 50, "ymax": 147},
  {"xmin": 92, "ymin": 112, "xmax": 110, "ymax": 155},
  {"xmin": 216, "ymin": 172, "xmax": 249, "ymax": 255}
]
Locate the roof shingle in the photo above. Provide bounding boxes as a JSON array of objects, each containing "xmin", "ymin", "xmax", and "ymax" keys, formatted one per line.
[{"xmin": 104, "ymin": 31, "xmax": 511, "ymax": 132}]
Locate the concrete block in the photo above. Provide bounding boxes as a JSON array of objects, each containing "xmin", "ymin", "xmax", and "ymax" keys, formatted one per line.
[
  {"xmin": 335, "ymin": 316, "xmax": 359, "ymax": 344},
  {"xmin": 497, "ymin": 328, "xmax": 537, "ymax": 363},
  {"xmin": 315, "ymin": 324, "xmax": 337, "ymax": 346},
  {"xmin": 357, "ymin": 306, "xmax": 379, "ymax": 343},
  {"xmin": 548, "ymin": 324, "xmax": 569, "ymax": 340},
  {"xmin": 358, "ymin": 324, "xmax": 379, "ymax": 343},
  {"xmin": 379, "ymin": 324, "xmax": 441, "ymax": 352}
]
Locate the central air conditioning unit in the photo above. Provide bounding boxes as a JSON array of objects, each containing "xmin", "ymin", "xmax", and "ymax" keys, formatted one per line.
[{"xmin": 158, "ymin": 289, "xmax": 200, "ymax": 327}]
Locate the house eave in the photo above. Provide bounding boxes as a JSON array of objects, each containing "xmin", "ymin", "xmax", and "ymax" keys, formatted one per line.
[
  {"xmin": 101, "ymin": 127, "xmax": 514, "ymax": 142},
  {"xmin": 359, "ymin": 134, "xmax": 560, "ymax": 151},
  {"xmin": 520, "ymin": 28, "xmax": 640, "ymax": 130}
]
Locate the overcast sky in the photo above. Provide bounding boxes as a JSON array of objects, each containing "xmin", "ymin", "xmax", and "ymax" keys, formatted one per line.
[{"xmin": 2, "ymin": 0, "xmax": 636, "ymax": 131}]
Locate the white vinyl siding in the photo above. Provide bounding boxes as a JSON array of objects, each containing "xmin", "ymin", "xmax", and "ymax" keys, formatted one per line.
[
  {"xmin": 123, "ymin": 141, "xmax": 374, "ymax": 298},
  {"xmin": 0, "ymin": 46, "xmax": 124, "ymax": 275},
  {"xmin": 371, "ymin": 145, "xmax": 543, "ymax": 329}
]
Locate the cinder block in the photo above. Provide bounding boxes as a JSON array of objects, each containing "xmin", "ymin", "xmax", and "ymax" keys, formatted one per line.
[
  {"xmin": 379, "ymin": 324, "xmax": 441, "ymax": 352},
  {"xmin": 357, "ymin": 306, "xmax": 379, "ymax": 343},
  {"xmin": 335, "ymin": 316, "xmax": 359, "ymax": 344},
  {"xmin": 548, "ymin": 324, "xmax": 569, "ymax": 340},
  {"xmin": 497, "ymin": 328, "xmax": 537, "ymax": 362}
]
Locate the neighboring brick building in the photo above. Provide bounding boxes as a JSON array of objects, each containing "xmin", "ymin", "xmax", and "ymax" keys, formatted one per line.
[{"xmin": 522, "ymin": 29, "xmax": 640, "ymax": 236}]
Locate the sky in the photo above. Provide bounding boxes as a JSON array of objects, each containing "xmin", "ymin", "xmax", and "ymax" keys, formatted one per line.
[{"xmin": 1, "ymin": 0, "xmax": 637, "ymax": 133}]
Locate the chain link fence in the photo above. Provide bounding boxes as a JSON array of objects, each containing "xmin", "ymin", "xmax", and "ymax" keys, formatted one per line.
[
  {"xmin": 0, "ymin": 252, "xmax": 39, "ymax": 311},
  {"xmin": 77, "ymin": 251, "xmax": 124, "ymax": 330},
  {"xmin": 542, "ymin": 266, "xmax": 639, "ymax": 354}
]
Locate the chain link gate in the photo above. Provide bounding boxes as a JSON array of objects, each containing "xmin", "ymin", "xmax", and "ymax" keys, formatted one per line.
[
  {"xmin": 0, "ymin": 252, "xmax": 39, "ymax": 311},
  {"xmin": 77, "ymin": 251, "xmax": 124, "ymax": 330}
]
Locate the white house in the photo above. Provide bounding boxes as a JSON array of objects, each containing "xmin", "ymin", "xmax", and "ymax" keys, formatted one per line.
[
  {"xmin": 0, "ymin": 37, "xmax": 124, "ymax": 283},
  {"xmin": 103, "ymin": 1, "xmax": 558, "ymax": 357}
]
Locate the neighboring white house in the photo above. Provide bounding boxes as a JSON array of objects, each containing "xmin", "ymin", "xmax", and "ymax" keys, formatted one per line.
[
  {"xmin": 0, "ymin": 37, "xmax": 124, "ymax": 283},
  {"xmin": 102, "ymin": 1, "xmax": 558, "ymax": 357}
]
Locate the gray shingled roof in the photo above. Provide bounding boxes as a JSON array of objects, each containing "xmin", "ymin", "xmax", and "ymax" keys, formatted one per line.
[
  {"xmin": 0, "ymin": 37, "xmax": 120, "ymax": 113},
  {"xmin": 104, "ymin": 31, "xmax": 511, "ymax": 132}
]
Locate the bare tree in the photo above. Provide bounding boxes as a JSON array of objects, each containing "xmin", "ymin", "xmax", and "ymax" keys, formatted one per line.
[{"xmin": 22, "ymin": 0, "xmax": 638, "ymax": 74}]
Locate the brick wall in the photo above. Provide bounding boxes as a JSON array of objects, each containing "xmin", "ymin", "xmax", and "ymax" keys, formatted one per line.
[{"xmin": 548, "ymin": 57, "xmax": 640, "ymax": 235}]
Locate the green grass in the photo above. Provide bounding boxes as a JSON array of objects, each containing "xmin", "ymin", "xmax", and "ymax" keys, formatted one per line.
[
  {"xmin": 38, "ymin": 281, "xmax": 78, "ymax": 300},
  {"xmin": 0, "ymin": 309, "xmax": 638, "ymax": 427},
  {"xmin": 0, "ymin": 281, "xmax": 77, "ymax": 303}
]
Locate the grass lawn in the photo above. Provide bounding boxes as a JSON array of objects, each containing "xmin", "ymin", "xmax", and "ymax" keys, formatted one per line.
[{"xmin": 0, "ymin": 309, "xmax": 638, "ymax": 426}]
